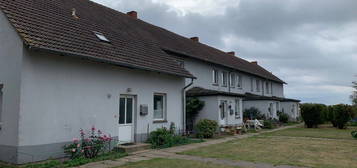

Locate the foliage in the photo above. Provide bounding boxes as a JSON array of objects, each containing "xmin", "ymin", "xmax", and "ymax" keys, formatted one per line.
[
  {"xmin": 64, "ymin": 126, "xmax": 113, "ymax": 159},
  {"xmin": 351, "ymin": 81, "xmax": 357, "ymax": 105},
  {"xmin": 186, "ymin": 97, "xmax": 205, "ymax": 131},
  {"xmin": 148, "ymin": 125, "xmax": 203, "ymax": 149},
  {"xmin": 195, "ymin": 119, "xmax": 219, "ymax": 138},
  {"xmin": 300, "ymin": 103, "xmax": 323, "ymax": 128},
  {"xmin": 332, "ymin": 104, "xmax": 352, "ymax": 129},
  {"xmin": 243, "ymin": 107, "xmax": 265, "ymax": 120},
  {"xmin": 352, "ymin": 131, "xmax": 357, "ymax": 139},
  {"xmin": 263, "ymin": 120, "xmax": 274, "ymax": 129},
  {"xmin": 278, "ymin": 112, "xmax": 289, "ymax": 123}
]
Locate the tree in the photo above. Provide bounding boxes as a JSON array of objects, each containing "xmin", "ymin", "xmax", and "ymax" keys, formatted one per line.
[
  {"xmin": 351, "ymin": 81, "xmax": 357, "ymax": 105},
  {"xmin": 186, "ymin": 97, "xmax": 204, "ymax": 132},
  {"xmin": 333, "ymin": 104, "xmax": 352, "ymax": 129},
  {"xmin": 301, "ymin": 103, "xmax": 323, "ymax": 128}
]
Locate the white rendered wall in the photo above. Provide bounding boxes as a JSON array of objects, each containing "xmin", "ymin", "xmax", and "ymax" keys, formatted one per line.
[
  {"xmin": 18, "ymin": 50, "xmax": 185, "ymax": 146},
  {"xmin": 184, "ymin": 58, "xmax": 283, "ymax": 97},
  {"xmin": 243, "ymin": 100, "xmax": 279, "ymax": 119},
  {"xmin": 0, "ymin": 11, "xmax": 22, "ymax": 147}
]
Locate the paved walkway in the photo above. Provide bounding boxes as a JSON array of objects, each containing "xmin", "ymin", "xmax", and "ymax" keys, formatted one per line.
[{"xmin": 77, "ymin": 124, "xmax": 305, "ymax": 168}]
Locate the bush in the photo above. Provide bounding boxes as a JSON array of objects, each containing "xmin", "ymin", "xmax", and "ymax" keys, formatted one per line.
[
  {"xmin": 148, "ymin": 125, "xmax": 202, "ymax": 149},
  {"xmin": 243, "ymin": 107, "xmax": 265, "ymax": 120},
  {"xmin": 278, "ymin": 112, "xmax": 289, "ymax": 123},
  {"xmin": 352, "ymin": 131, "xmax": 357, "ymax": 139},
  {"xmin": 186, "ymin": 97, "xmax": 205, "ymax": 131},
  {"xmin": 263, "ymin": 120, "xmax": 274, "ymax": 129},
  {"xmin": 195, "ymin": 119, "xmax": 218, "ymax": 138},
  {"xmin": 64, "ymin": 126, "xmax": 113, "ymax": 159},
  {"xmin": 301, "ymin": 104, "xmax": 323, "ymax": 128},
  {"xmin": 333, "ymin": 104, "xmax": 352, "ymax": 129}
]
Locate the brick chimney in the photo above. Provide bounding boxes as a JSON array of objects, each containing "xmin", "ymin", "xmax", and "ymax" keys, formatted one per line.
[
  {"xmin": 190, "ymin": 37, "xmax": 199, "ymax": 42},
  {"xmin": 251, "ymin": 61, "xmax": 258, "ymax": 65},
  {"xmin": 127, "ymin": 11, "xmax": 138, "ymax": 19},
  {"xmin": 227, "ymin": 51, "xmax": 235, "ymax": 56}
]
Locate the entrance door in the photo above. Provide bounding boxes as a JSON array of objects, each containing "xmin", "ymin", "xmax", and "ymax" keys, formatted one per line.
[
  {"xmin": 219, "ymin": 100, "xmax": 228, "ymax": 126},
  {"xmin": 118, "ymin": 95, "xmax": 135, "ymax": 144}
]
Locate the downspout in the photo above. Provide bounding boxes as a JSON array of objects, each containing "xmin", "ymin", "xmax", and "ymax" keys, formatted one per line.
[{"xmin": 182, "ymin": 78, "xmax": 194, "ymax": 134}]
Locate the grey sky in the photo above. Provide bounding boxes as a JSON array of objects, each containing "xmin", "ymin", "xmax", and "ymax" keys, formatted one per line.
[{"xmin": 93, "ymin": 0, "xmax": 357, "ymax": 105}]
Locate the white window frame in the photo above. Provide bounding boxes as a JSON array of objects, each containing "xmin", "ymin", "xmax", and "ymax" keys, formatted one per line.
[
  {"xmin": 235, "ymin": 99, "xmax": 241, "ymax": 119},
  {"xmin": 212, "ymin": 69, "xmax": 219, "ymax": 85},
  {"xmin": 250, "ymin": 78, "xmax": 254, "ymax": 92},
  {"xmin": 0, "ymin": 84, "xmax": 3, "ymax": 127},
  {"xmin": 237, "ymin": 75, "xmax": 242, "ymax": 88},
  {"xmin": 256, "ymin": 79, "xmax": 261, "ymax": 92},
  {"xmin": 153, "ymin": 93, "xmax": 166, "ymax": 121},
  {"xmin": 230, "ymin": 73, "xmax": 235, "ymax": 88},
  {"xmin": 222, "ymin": 71, "xmax": 228, "ymax": 87}
]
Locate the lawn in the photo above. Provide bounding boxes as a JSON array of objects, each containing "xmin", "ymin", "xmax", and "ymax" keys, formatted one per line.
[
  {"xmin": 181, "ymin": 126, "xmax": 357, "ymax": 168},
  {"xmin": 263, "ymin": 125, "xmax": 357, "ymax": 140},
  {"xmin": 116, "ymin": 158, "xmax": 240, "ymax": 168}
]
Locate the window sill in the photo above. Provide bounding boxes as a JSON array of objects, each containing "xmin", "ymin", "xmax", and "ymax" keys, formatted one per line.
[
  {"xmin": 153, "ymin": 120, "xmax": 167, "ymax": 123},
  {"xmin": 212, "ymin": 83, "xmax": 219, "ymax": 86}
]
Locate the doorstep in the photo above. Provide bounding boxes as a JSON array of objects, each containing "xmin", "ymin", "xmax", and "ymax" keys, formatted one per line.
[{"xmin": 115, "ymin": 143, "xmax": 151, "ymax": 154}]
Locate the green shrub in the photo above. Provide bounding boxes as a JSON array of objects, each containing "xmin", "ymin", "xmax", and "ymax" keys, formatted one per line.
[
  {"xmin": 263, "ymin": 120, "xmax": 274, "ymax": 129},
  {"xmin": 243, "ymin": 107, "xmax": 265, "ymax": 120},
  {"xmin": 301, "ymin": 103, "xmax": 323, "ymax": 128},
  {"xmin": 195, "ymin": 119, "xmax": 218, "ymax": 138},
  {"xmin": 352, "ymin": 131, "xmax": 357, "ymax": 139},
  {"xmin": 333, "ymin": 104, "xmax": 352, "ymax": 129},
  {"xmin": 148, "ymin": 127, "xmax": 202, "ymax": 149},
  {"xmin": 278, "ymin": 112, "xmax": 289, "ymax": 123}
]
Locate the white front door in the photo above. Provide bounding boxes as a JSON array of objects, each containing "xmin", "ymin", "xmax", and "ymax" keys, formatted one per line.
[
  {"xmin": 219, "ymin": 100, "xmax": 228, "ymax": 126},
  {"xmin": 118, "ymin": 95, "xmax": 135, "ymax": 144}
]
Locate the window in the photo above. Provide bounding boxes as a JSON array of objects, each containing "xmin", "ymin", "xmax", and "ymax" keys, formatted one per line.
[
  {"xmin": 235, "ymin": 99, "xmax": 241, "ymax": 119},
  {"xmin": 250, "ymin": 78, "xmax": 254, "ymax": 92},
  {"xmin": 212, "ymin": 69, "xmax": 219, "ymax": 85},
  {"xmin": 220, "ymin": 100, "xmax": 227, "ymax": 119},
  {"xmin": 222, "ymin": 71, "xmax": 228, "ymax": 87},
  {"xmin": 271, "ymin": 83, "xmax": 273, "ymax": 94},
  {"xmin": 256, "ymin": 79, "xmax": 261, "ymax": 92},
  {"xmin": 230, "ymin": 73, "xmax": 235, "ymax": 87},
  {"xmin": 237, "ymin": 75, "xmax": 242, "ymax": 88},
  {"xmin": 154, "ymin": 94, "xmax": 166, "ymax": 120},
  {"xmin": 94, "ymin": 31, "xmax": 110, "ymax": 42},
  {"xmin": 0, "ymin": 84, "xmax": 3, "ymax": 125},
  {"xmin": 266, "ymin": 81, "xmax": 270, "ymax": 94}
]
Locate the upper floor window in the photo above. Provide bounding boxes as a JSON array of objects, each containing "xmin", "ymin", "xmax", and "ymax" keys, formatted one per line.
[
  {"xmin": 212, "ymin": 69, "xmax": 219, "ymax": 85},
  {"xmin": 256, "ymin": 79, "xmax": 261, "ymax": 92},
  {"xmin": 266, "ymin": 81, "xmax": 270, "ymax": 94},
  {"xmin": 237, "ymin": 75, "xmax": 242, "ymax": 88},
  {"xmin": 250, "ymin": 78, "xmax": 254, "ymax": 92},
  {"xmin": 222, "ymin": 71, "xmax": 228, "ymax": 87},
  {"xmin": 230, "ymin": 73, "xmax": 235, "ymax": 87},
  {"xmin": 154, "ymin": 93, "xmax": 166, "ymax": 120},
  {"xmin": 0, "ymin": 84, "xmax": 3, "ymax": 125}
]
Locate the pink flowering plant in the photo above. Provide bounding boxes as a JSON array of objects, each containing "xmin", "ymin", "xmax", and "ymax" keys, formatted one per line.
[{"xmin": 64, "ymin": 126, "xmax": 113, "ymax": 159}]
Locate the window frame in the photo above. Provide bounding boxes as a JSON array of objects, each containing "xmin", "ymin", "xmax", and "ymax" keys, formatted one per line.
[
  {"xmin": 235, "ymin": 99, "xmax": 241, "ymax": 119},
  {"xmin": 256, "ymin": 79, "xmax": 261, "ymax": 92},
  {"xmin": 93, "ymin": 31, "xmax": 110, "ymax": 43},
  {"xmin": 221, "ymin": 71, "xmax": 228, "ymax": 87},
  {"xmin": 0, "ymin": 84, "xmax": 3, "ymax": 127},
  {"xmin": 229, "ymin": 73, "xmax": 236, "ymax": 88},
  {"xmin": 212, "ymin": 69, "xmax": 219, "ymax": 85},
  {"xmin": 237, "ymin": 75, "xmax": 242, "ymax": 88},
  {"xmin": 153, "ymin": 93, "xmax": 167, "ymax": 121}
]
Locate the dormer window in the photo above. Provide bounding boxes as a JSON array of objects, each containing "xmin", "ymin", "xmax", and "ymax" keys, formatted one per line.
[{"xmin": 94, "ymin": 31, "xmax": 110, "ymax": 43}]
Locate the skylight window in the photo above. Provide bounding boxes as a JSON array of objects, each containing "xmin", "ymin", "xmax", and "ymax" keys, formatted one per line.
[{"xmin": 94, "ymin": 31, "xmax": 110, "ymax": 42}]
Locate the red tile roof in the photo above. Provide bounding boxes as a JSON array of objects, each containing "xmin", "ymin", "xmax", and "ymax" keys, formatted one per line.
[{"xmin": 0, "ymin": 0, "xmax": 284, "ymax": 83}]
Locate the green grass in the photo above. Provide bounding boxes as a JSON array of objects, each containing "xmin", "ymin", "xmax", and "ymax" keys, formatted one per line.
[
  {"xmin": 0, "ymin": 152, "xmax": 128, "ymax": 168},
  {"xmin": 116, "ymin": 158, "xmax": 241, "ymax": 168},
  {"xmin": 181, "ymin": 126, "xmax": 357, "ymax": 168},
  {"xmin": 263, "ymin": 125, "xmax": 357, "ymax": 140}
]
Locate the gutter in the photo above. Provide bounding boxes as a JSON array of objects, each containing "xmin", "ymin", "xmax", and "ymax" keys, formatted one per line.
[{"xmin": 182, "ymin": 78, "xmax": 194, "ymax": 134}]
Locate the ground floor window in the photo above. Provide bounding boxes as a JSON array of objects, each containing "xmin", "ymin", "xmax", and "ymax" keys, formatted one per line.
[
  {"xmin": 0, "ymin": 84, "xmax": 3, "ymax": 124},
  {"xmin": 154, "ymin": 93, "xmax": 166, "ymax": 120},
  {"xmin": 220, "ymin": 100, "xmax": 227, "ymax": 119},
  {"xmin": 235, "ymin": 99, "xmax": 241, "ymax": 119}
]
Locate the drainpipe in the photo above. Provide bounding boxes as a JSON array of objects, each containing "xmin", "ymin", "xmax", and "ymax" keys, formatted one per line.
[{"xmin": 182, "ymin": 78, "xmax": 194, "ymax": 134}]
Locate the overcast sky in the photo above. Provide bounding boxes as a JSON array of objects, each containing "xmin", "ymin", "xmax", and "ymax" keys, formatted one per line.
[{"xmin": 93, "ymin": 0, "xmax": 357, "ymax": 105}]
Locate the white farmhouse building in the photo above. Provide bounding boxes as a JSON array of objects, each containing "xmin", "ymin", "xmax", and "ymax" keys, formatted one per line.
[{"xmin": 0, "ymin": 0, "xmax": 299, "ymax": 164}]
